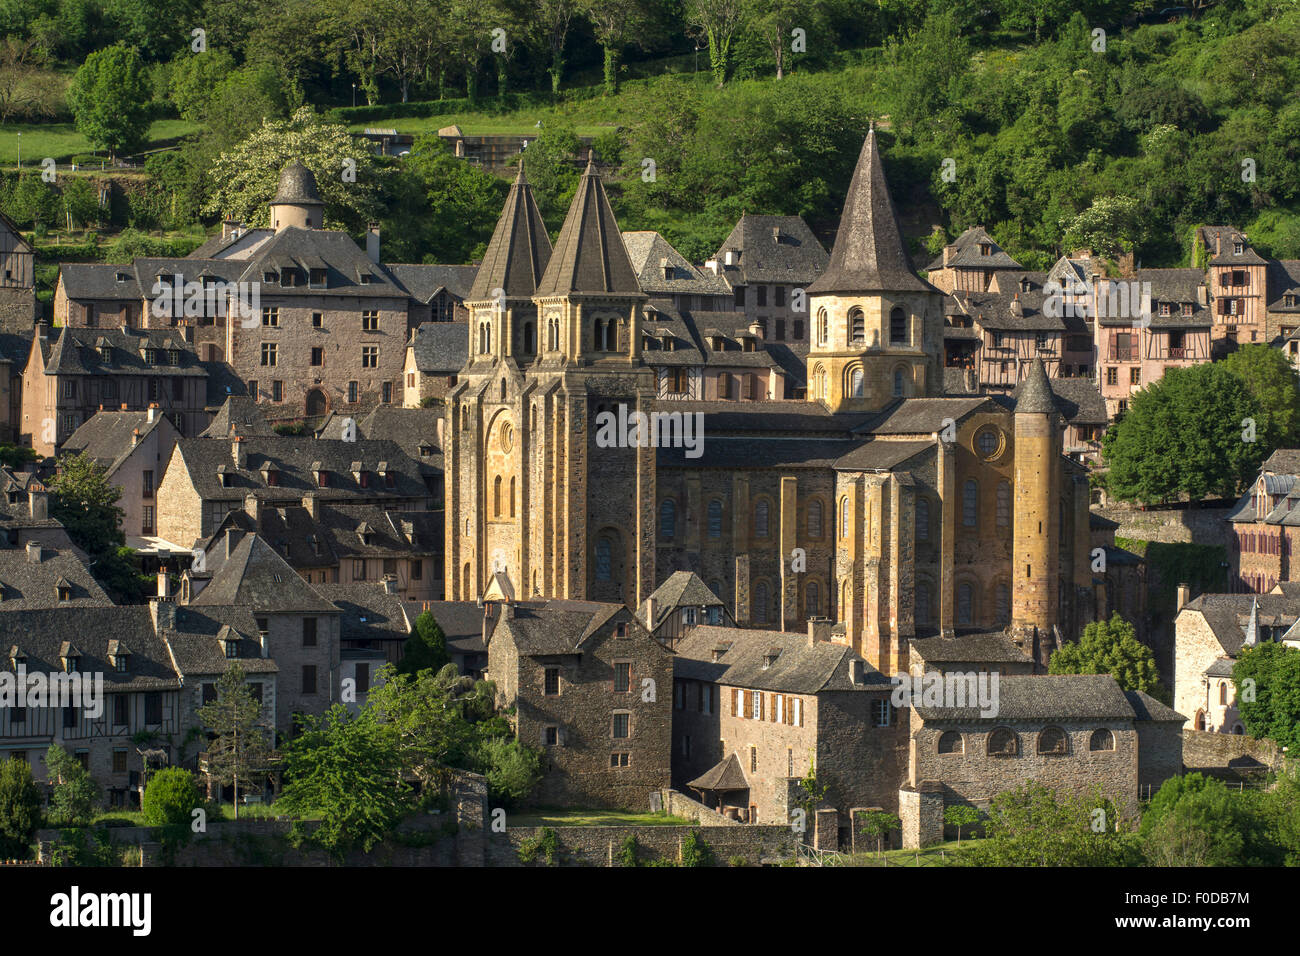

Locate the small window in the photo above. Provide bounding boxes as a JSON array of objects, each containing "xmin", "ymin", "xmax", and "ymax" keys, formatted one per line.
[
  {"xmin": 612, "ymin": 712, "xmax": 630, "ymax": 738},
  {"xmin": 1037, "ymin": 727, "xmax": 1068, "ymax": 755},
  {"xmin": 1089, "ymin": 728, "xmax": 1115, "ymax": 752},
  {"xmin": 303, "ymin": 618, "xmax": 317, "ymax": 647},
  {"xmin": 362, "ymin": 310, "xmax": 379, "ymax": 331},
  {"xmin": 302, "ymin": 665, "xmax": 318, "ymax": 695},
  {"xmin": 938, "ymin": 731, "xmax": 963, "ymax": 754},
  {"xmin": 312, "ymin": 312, "xmax": 323, "ymax": 328},
  {"xmin": 362, "ymin": 346, "xmax": 378, "ymax": 369},
  {"xmin": 614, "ymin": 662, "xmax": 631, "ymax": 693},
  {"xmin": 544, "ymin": 668, "xmax": 560, "ymax": 696}
]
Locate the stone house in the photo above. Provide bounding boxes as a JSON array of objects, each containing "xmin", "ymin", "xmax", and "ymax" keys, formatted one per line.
[
  {"xmin": 483, "ymin": 588, "xmax": 673, "ymax": 811},
  {"xmin": 0, "ymin": 210, "xmax": 35, "ymax": 330},
  {"xmin": 905, "ymin": 674, "xmax": 1184, "ymax": 845},
  {"xmin": 59, "ymin": 406, "xmax": 182, "ymax": 548},
  {"xmin": 386, "ymin": 263, "xmax": 477, "ymax": 325},
  {"xmin": 422, "ymin": 600, "xmax": 489, "ymax": 677},
  {"xmin": 1225, "ymin": 449, "xmax": 1300, "ymax": 593},
  {"xmin": 317, "ymin": 580, "xmax": 415, "ymax": 667},
  {"xmin": 925, "ymin": 226, "xmax": 1023, "ymax": 295},
  {"xmin": 21, "ymin": 325, "xmax": 209, "ymax": 457},
  {"xmin": 153, "ymin": 433, "xmax": 435, "ymax": 549},
  {"xmin": 672, "ymin": 621, "xmax": 906, "ymax": 827},
  {"xmin": 0, "ymin": 472, "xmax": 77, "ymax": 553},
  {"xmin": 404, "ymin": 321, "xmax": 468, "ymax": 407},
  {"xmin": 1264, "ymin": 258, "xmax": 1300, "ymax": 355},
  {"xmin": 639, "ymin": 570, "xmax": 730, "ymax": 649},
  {"xmin": 623, "ymin": 231, "xmax": 732, "ymax": 313},
  {"xmin": 706, "ymin": 214, "xmax": 830, "ymax": 346}
]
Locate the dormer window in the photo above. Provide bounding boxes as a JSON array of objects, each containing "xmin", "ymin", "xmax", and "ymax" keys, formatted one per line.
[
  {"xmin": 712, "ymin": 336, "xmax": 724, "ymax": 350},
  {"xmin": 1234, "ymin": 241, "xmax": 1244, "ymax": 255},
  {"xmin": 352, "ymin": 462, "xmax": 367, "ymax": 487},
  {"xmin": 1287, "ymin": 294, "xmax": 1298, "ymax": 308},
  {"xmin": 9, "ymin": 646, "xmax": 24, "ymax": 669},
  {"xmin": 711, "ymin": 645, "xmax": 728, "ymax": 662},
  {"xmin": 1182, "ymin": 302, "xmax": 1194, "ymax": 316},
  {"xmin": 763, "ymin": 647, "xmax": 780, "ymax": 669},
  {"xmin": 55, "ymin": 578, "xmax": 73, "ymax": 603},
  {"xmin": 1159, "ymin": 302, "xmax": 1171, "ymax": 316},
  {"xmin": 1019, "ymin": 277, "xmax": 1032, "ymax": 293},
  {"xmin": 418, "ymin": 443, "xmax": 433, "ymax": 457},
  {"xmin": 357, "ymin": 522, "xmax": 374, "ymax": 546},
  {"xmin": 979, "ymin": 242, "xmax": 992, "ymax": 256},
  {"xmin": 224, "ymin": 636, "xmax": 239, "ymax": 659},
  {"xmin": 168, "ymin": 349, "xmax": 181, "ymax": 365},
  {"xmin": 263, "ymin": 270, "xmax": 277, "ymax": 283},
  {"xmin": 217, "ymin": 464, "xmax": 233, "ymax": 488},
  {"xmin": 60, "ymin": 642, "xmax": 80, "ymax": 672},
  {"xmin": 108, "ymin": 640, "xmax": 130, "ymax": 673},
  {"xmin": 307, "ymin": 534, "xmax": 322, "ymax": 556},
  {"xmin": 309, "ymin": 268, "xmax": 328, "ymax": 288},
  {"xmin": 261, "ymin": 464, "xmax": 280, "ymax": 487},
  {"xmin": 116, "ymin": 272, "xmax": 130, "ymax": 283}
]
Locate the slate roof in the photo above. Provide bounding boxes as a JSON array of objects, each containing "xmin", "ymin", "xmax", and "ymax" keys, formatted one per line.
[
  {"xmin": 1123, "ymin": 689, "xmax": 1185, "ymax": 723},
  {"xmin": 387, "ymin": 264, "xmax": 478, "ymax": 303},
  {"xmin": 187, "ymin": 228, "xmax": 275, "ymax": 260},
  {"xmin": 854, "ymin": 397, "xmax": 994, "ymax": 436},
  {"xmin": 1095, "ymin": 268, "xmax": 1210, "ymax": 328},
  {"xmin": 945, "ymin": 280, "xmax": 1065, "ymax": 332},
  {"xmin": 1200, "ymin": 226, "xmax": 1267, "ymax": 266},
  {"xmin": 1265, "ymin": 260, "xmax": 1300, "ymax": 313},
  {"xmin": 645, "ymin": 572, "xmax": 724, "ymax": 629},
  {"xmin": 0, "ymin": 547, "xmax": 112, "ymax": 609},
  {"xmin": 313, "ymin": 405, "xmax": 443, "ymax": 472},
  {"xmin": 490, "ymin": 599, "xmax": 626, "ymax": 656},
  {"xmin": 271, "ymin": 160, "xmax": 325, "ymax": 206},
  {"xmin": 1263, "ymin": 449, "xmax": 1300, "ymax": 474},
  {"xmin": 926, "ymin": 226, "xmax": 1022, "ymax": 272},
  {"xmin": 61, "ymin": 410, "xmax": 172, "ymax": 473},
  {"xmin": 712, "ymin": 215, "xmax": 829, "ymax": 285},
  {"xmin": 314, "ymin": 583, "xmax": 413, "ymax": 644},
  {"xmin": 232, "ymin": 228, "xmax": 408, "ymax": 299},
  {"xmin": 1180, "ymin": 592, "xmax": 1300, "ymax": 656},
  {"xmin": 913, "ymin": 674, "xmax": 1135, "ymax": 721},
  {"xmin": 807, "ymin": 128, "xmax": 931, "ymax": 295},
  {"xmin": 409, "ymin": 321, "xmax": 470, "ymax": 374},
  {"xmin": 687, "ymin": 753, "xmax": 748, "ymax": 792},
  {"xmin": 1015, "ymin": 358, "xmax": 1057, "ymax": 415},
  {"xmin": 422, "ymin": 600, "xmax": 488, "ymax": 656},
  {"xmin": 42, "ymin": 327, "xmax": 205, "ymax": 377},
  {"xmin": 623, "ymin": 232, "xmax": 731, "ymax": 298},
  {"xmin": 469, "ymin": 162, "xmax": 552, "ymax": 300},
  {"xmin": 833, "ymin": 439, "xmax": 933, "ymax": 473},
  {"xmin": 202, "ymin": 360, "xmax": 250, "ymax": 409},
  {"xmin": 171, "ymin": 436, "xmax": 431, "ymax": 503},
  {"xmin": 534, "ymin": 161, "xmax": 641, "ymax": 297},
  {"xmin": 0, "ymin": 606, "xmax": 181, "ymax": 691},
  {"xmin": 0, "ymin": 470, "xmax": 66, "ymax": 532},
  {"xmin": 908, "ymin": 632, "xmax": 1034, "ymax": 666},
  {"xmin": 1009, "ymin": 376, "xmax": 1107, "ymax": 426},
  {"xmin": 164, "ymin": 604, "xmax": 279, "ymax": 677},
  {"xmin": 639, "ymin": 302, "xmax": 706, "ymax": 366},
  {"xmin": 675, "ymin": 626, "xmax": 887, "ymax": 694},
  {"xmin": 190, "ymin": 533, "xmax": 338, "ymax": 613},
  {"xmin": 58, "ymin": 263, "xmax": 143, "ymax": 300},
  {"xmin": 200, "ymin": 397, "xmax": 275, "ymax": 438}
]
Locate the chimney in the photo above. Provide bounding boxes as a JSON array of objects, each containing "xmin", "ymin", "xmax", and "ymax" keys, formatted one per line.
[
  {"xmin": 807, "ymin": 616, "xmax": 832, "ymax": 646},
  {"xmin": 28, "ymin": 488, "xmax": 47, "ymax": 520},
  {"xmin": 222, "ymin": 219, "xmax": 241, "ymax": 241},
  {"xmin": 381, "ymin": 575, "xmax": 397, "ymax": 594},
  {"xmin": 704, "ymin": 259, "xmax": 719, "ymax": 275},
  {"xmin": 131, "ymin": 428, "xmax": 140, "ymax": 448},
  {"xmin": 301, "ymin": 492, "xmax": 317, "ymax": 518},
  {"xmin": 225, "ymin": 527, "xmax": 236, "ymax": 560},
  {"xmin": 25, "ymin": 541, "xmax": 42, "ymax": 564},
  {"xmin": 244, "ymin": 494, "xmax": 259, "ymax": 523},
  {"xmin": 1176, "ymin": 583, "xmax": 1191, "ymax": 612},
  {"xmin": 157, "ymin": 567, "xmax": 169, "ymax": 599},
  {"xmin": 150, "ymin": 597, "xmax": 176, "ymax": 632},
  {"xmin": 232, "ymin": 435, "xmax": 246, "ymax": 468},
  {"xmin": 850, "ymin": 659, "xmax": 864, "ymax": 683},
  {"xmin": 643, "ymin": 596, "xmax": 658, "ymax": 629},
  {"xmin": 120, "ymin": 403, "xmax": 128, "ymax": 411},
  {"xmin": 771, "ymin": 226, "xmax": 781, "ymax": 244},
  {"xmin": 366, "ymin": 222, "xmax": 381, "ymax": 264},
  {"xmin": 943, "ymin": 244, "xmax": 956, "ymax": 266}
]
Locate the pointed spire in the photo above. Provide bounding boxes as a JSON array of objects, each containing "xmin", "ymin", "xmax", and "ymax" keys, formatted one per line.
[
  {"xmin": 534, "ymin": 162, "xmax": 641, "ymax": 296},
  {"xmin": 1015, "ymin": 357, "xmax": 1056, "ymax": 415},
  {"xmin": 1244, "ymin": 596, "xmax": 1259, "ymax": 647},
  {"xmin": 807, "ymin": 128, "xmax": 930, "ymax": 295},
  {"xmin": 470, "ymin": 160, "xmax": 552, "ymax": 300}
]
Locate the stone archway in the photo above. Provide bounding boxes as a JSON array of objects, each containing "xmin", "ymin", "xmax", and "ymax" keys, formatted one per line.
[{"xmin": 305, "ymin": 388, "xmax": 328, "ymax": 417}]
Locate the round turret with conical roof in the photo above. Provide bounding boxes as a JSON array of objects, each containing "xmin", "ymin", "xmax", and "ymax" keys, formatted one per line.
[{"xmin": 270, "ymin": 160, "xmax": 325, "ymax": 231}]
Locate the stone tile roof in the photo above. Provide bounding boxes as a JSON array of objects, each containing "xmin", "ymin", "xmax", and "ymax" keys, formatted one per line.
[
  {"xmin": 534, "ymin": 161, "xmax": 640, "ymax": 296},
  {"xmin": 200, "ymin": 397, "xmax": 275, "ymax": 438},
  {"xmin": 0, "ymin": 471, "xmax": 67, "ymax": 533},
  {"xmin": 187, "ymin": 228, "xmax": 275, "ymax": 260},
  {"xmin": 409, "ymin": 321, "xmax": 470, "ymax": 374},
  {"xmin": 61, "ymin": 410, "xmax": 171, "ymax": 473},
  {"xmin": 1181, "ymin": 592, "xmax": 1300, "ymax": 656},
  {"xmin": 490, "ymin": 598, "xmax": 628, "ymax": 656},
  {"xmin": 313, "ymin": 405, "xmax": 443, "ymax": 472},
  {"xmin": 165, "ymin": 604, "xmax": 279, "ymax": 677},
  {"xmin": 58, "ymin": 263, "xmax": 143, "ymax": 300},
  {"xmin": 645, "ymin": 572, "xmax": 724, "ymax": 629},
  {"xmin": 190, "ymin": 533, "xmax": 338, "ymax": 613},
  {"xmin": 172, "ymin": 435, "xmax": 431, "ymax": 503},
  {"xmin": 1263, "ymin": 449, "xmax": 1300, "ymax": 474},
  {"xmin": 833, "ymin": 438, "xmax": 933, "ymax": 473},
  {"xmin": 686, "ymin": 752, "xmax": 748, "ymax": 792},
  {"xmin": 1095, "ymin": 268, "xmax": 1210, "ymax": 328},
  {"xmin": 913, "ymin": 674, "xmax": 1135, "ymax": 721},
  {"xmin": 271, "ymin": 161, "xmax": 324, "ymax": 206},
  {"xmin": 313, "ymin": 582, "xmax": 413, "ymax": 643},
  {"xmin": 1265, "ymin": 260, "xmax": 1300, "ymax": 313},
  {"xmin": 640, "ymin": 302, "xmax": 706, "ymax": 366},
  {"xmin": 422, "ymin": 600, "xmax": 487, "ymax": 656},
  {"xmin": 926, "ymin": 226, "xmax": 1022, "ymax": 272},
  {"xmin": 623, "ymin": 231, "xmax": 731, "ymax": 297},
  {"xmin": 675, "ymin": 626, "xmax": 887, "ymax": 694},
  {"xmin": 1200, "ymin": 226, "xmax": 1268, "ymax": 266},
  {"xmin": 202, "ymin": 361, "xmax": 251, "ymax": 409},
  {"xmin": 0, "ymin": 606, "xmax": 182, "ymax": 691},
  {"xmin": 44, "ymin": 327, "xmax": 205, "ymax": 377},
  {"xmin": 387, "ymin": 264, "xmax": 478, "ymax": 303},
  {"xmin": 1123, "ymin": 689, "xmax": 1185, "ymax": 723},
  {"xmin": 854, "ymin": 397, "xmax": 994, "ymax": 436},
  {"xmin": 807, "ymin": 129, "xmax": 931, "ymax": 295},
  {"xmin": 0, "ymin": 546, "xmax": 112, "ymax": 609},
  {"xmin": 909, "ymin": 632, "xmax": 1034, "ymax": 665},
  {"xmin": 469, "ymin": 163, "xmax": 552, "ymax": 300},
  {"xmin": 659, "ymin": 435, "xmax": 855, "ymax": 469},
  {"xmin": 1015, "ymin": 358, "xmax": 1056, "ymax": 414},
  {"xmin": 232, "ymin": 228, "xmax": 409, "ymax": 299},
  {"xmin": 946, "ymin": 281, "xmax": 1065, "ymax": 332},
  {"xmin": 712, "ymin": 215, "xmax": 829, "ymax": 285},
  {"xmin": 1009, "ymin": 376, "xmax": 1107, "ymax": 426}
]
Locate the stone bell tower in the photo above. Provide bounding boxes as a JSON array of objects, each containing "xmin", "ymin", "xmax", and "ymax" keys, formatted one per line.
[{"xmin": 1010, "ymin": 357, "xmax": 1060, "ymax": 666}]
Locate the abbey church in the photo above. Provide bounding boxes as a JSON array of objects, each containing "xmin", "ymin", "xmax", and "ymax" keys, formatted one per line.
[{"xmin": 444, "ymin": 128, "xmax": 1098, "ymax": 674}]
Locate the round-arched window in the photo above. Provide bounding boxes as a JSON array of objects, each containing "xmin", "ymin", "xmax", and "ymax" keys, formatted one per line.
[
  {"xmin": 938, "ymin": 731, "xmax": 963, "ymax": 754},
  {"xmin": 595, "ymin": 537, "xmax": 613, "ymax": 581},
  {"xmin": 1089, "ymin": 729, "xmax": 1116, "ymax": 752},
  {"xmin": 1037, "ymin": 727, "xmax": 1068, "ymax": 755},
  {"xmin": 987, "ymin": 727, "xmax": 1018, "ymax": 755}
]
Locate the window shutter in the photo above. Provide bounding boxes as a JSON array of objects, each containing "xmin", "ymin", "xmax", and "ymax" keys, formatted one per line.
[
  {"xmin": 744, "ymin": 691, "xmax": 752, "ymax": 719},
  {"xmin": 759, "ymin": 693, "xmax": 765, "ymax": 721}
]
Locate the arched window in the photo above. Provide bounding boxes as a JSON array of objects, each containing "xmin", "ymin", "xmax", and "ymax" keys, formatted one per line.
[
  {"xmin": 916, "ymin": 497, "xmax": 930, "ymax": 541},
  {"xmin": 806, "ymin": 500, "xmax": 823, "ymax": 539},
  {"xmin": 1219, "ymin": 682, "xmax": 1227, "ymax": 705},
  {"xmin": 893, "ymin": 367, "xmax": 905, "ymax": 397},
  {"xmin": 806, "ymin": 581, "xmax": 820, "ymax": 617},
  {"xmin": 916, "ymin": 581, "xmax": 932, "ymax": 625},
  {"xmin": 995, "ymin": 583, "xmax": 1009, "ymax": 624},
  {"xmin": 850, "ymin": 366, "xmax": 864, "ymax": 397},
  {"xmin": 840, "ymin": 497, "xmax": 850, "ymax": 538},
  {"xmin": 605, "ymin": 319, "xmax": 617, "ymax": 351},
  {"xmin": 938, "ymin": 731, "xmax": 963, "ymax": 754},
  {"xmin": 509, "ymin": 477, "xmax": 517, "ymax": 518},
  {"xmin": 493, "ymin": 476, "xmax": 502, "ymax": 517},
  {"xmin": 818, "ymin": 366, "xmax": 828, "ymax": 400},
  {"xmin": 987, "ymin": 728, "xmax": 1018, "ymax": 755},
  {"xmin": 962, "ymin": 480, "xmax": 978, "ymax": 527},
  {"xmin": 707, "ymin": 499, "xmax": 723, "ymax": 538},
  {"xmin": 523, "ymin": 321, "xmax": 535, "ymax": 354},
  {"xmin": 1037, "ymin": 727, "xmax": 1068, "ymax": 755},
  {"xmin": 754, "ymin": 582, "xmax": 770, "ymax": 624},
  {"xmin": 659, "ymin": 499, "xmax": 676, "ymax": 539},
  {"xmin": 996, "ymin": 481, "xmax": 1010, "ymax": 527},
  {"xmin": 595, "ymin": 536, "xmax": 613, "ymax": 581},
  {"xmin": 890, "ymin": 307, "xmax": 907, "ymax": 345},
  {"xmin": 1194, "ymin": 711, "xmax": 1206, "ymax": 731},
  {"xmin": 463, "ymin": 563, "xmax": 471, "ymax": 596},
  {"xmin": 593, "ymin": 319, "xmax": 604, "ymax": 351},
  {"xmin": 817, "ymin": 308, "xmax": 829, "ymax": 345},
  {"xmin": 1089, "ymin": 729, "xmax": 1115, "ymax": 752},
  {"xmin": 841, "ymin": 579, "xmax": 851, "ymax": 615},
  {"xmin": 850, "ymin": 308, "xmax": 865, "ymax": 344},
  {"xmin": 957, "ymin": 582, "xmax": 973, "ymax": 625},
  {"xmin": 500, "ymin": 379, "xmax": 507, "ymax": 401},
  {"xmin": 754, "ymin": 499, "xmax": 770, "ymax": 538}
]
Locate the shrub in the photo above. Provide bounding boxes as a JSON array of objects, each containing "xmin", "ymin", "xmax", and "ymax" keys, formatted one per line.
[
  {"xmin": 517, "ymin": 827, "xmax": 560, "ymax": 865},
  {"xmin": 0, "ymin": 758, "xmax": 42, "ymax": 860},
  {"xmin": 681, "ymin": 829, "xmax": 714, "ymax": 867},
  {"xmin": 141, "ymin": 769, "xmax": 202, "ymax": 827},
  {"xmin": 618, "ymin": 835, "xmax": 639, "ymax": 867}
]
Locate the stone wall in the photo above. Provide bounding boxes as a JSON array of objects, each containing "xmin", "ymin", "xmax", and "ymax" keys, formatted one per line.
[
  {"xmin": 485, "ymin": 823, "xmax": 797, "ymax": 866},
  {"xmin": 1094, "ymin": 503, "xmax": 1232, "ymax": 548},
  {"xmin": 1181, "ymin": 729, "xmax": 1283, "ymax": 774},
  {"xmin": 662, "ymin": 788, "xmax": 743, "ymax": 826}
]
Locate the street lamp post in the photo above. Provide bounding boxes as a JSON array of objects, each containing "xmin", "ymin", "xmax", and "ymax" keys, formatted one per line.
[{"xmin": 352, "ymin": 83, "xmax": 356, "ymax": 107}]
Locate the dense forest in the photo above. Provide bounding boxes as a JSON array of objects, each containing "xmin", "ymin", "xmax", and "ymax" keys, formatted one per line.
[{"xmin": 2, "ymin": 0, "xmax": 1299, "ymax": 273}]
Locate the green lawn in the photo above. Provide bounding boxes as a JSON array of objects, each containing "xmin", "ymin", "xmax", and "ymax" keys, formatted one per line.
[
  {"xmin": 838, "ymin": 838, "xmax": 977, "ymax": 866},
  {"xmin": 86, "ymin": 800, "xmax": 298, "ymax": 827},
  {"xmin": 346, "ymin": 114, "xmax": 615, "ymax": 139},
  {"xmin": 0, "ymin": 118, "xmax": 198, "ymax": 165},
  {"xmin": 508, "ymin": 808, "xmax": 694, "ymax": 827}
]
